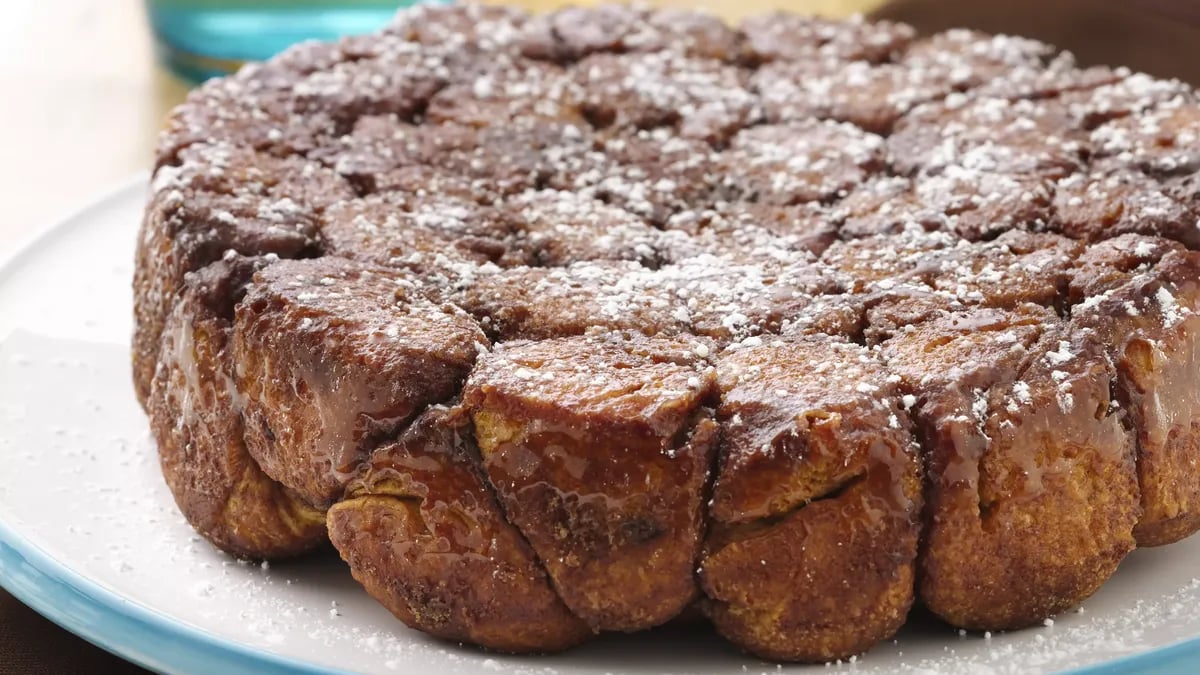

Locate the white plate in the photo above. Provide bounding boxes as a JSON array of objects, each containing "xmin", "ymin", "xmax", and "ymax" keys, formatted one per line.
[{"xmin": 1, "ymin": 178, "xmax": 1199, "ymax": 675}]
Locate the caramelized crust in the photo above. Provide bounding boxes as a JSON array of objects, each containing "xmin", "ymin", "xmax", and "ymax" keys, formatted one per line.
[
  {"xmin": 154, "ymin": 32, "xmax": 468, "ymax": 167},
  {"xmin": 148, "ymin": 256, "xmax": 326, "ymax": 558},
  {"xmin": 425, "ymin": 60, "xmax": 588, "ymax": 129},
  {"xmin": 837, "ymin": 170, "xmax": 1054, "ymax": 241},
  {"xmin": 1057, "ymin": 73, "xmax": 1193, "ymax": 129},
  {"xmin": 132, "ymin": 143, "xmax": 352, "ymax": 406},
  {"xmin": 327, "ymin": 406, "xmax": 590, "ymax": 652},
  {"xmin": 572, "ymin": 51, "xmax": 761, "ymax": 143},
  {"xmin": 754, "ymin": 58, "xmax": 963, "ymax": 134},
  {"xmin": 463, "ymin": 334, "xmax": 718, "ymax": 631},
  {"xmin": 914, "ymin": 230, "xmax": 1082, "ymax": 310},
  {"xmin": 455, "ymin": 261, "xmax": 688, "ymax": 341},
  {"xmin": 518, "ymin": 4, "xmax": 743, "ymax": 63},
  {"xmin": 899, "ymin": 29, "xmax": 1055, "ymax": 81},
  {"xmin": 456, "ymin": 255, "xmax": 842, "ymax": 348},
  {"xmin": 1092, "ymin": 101, "xmax": 1200, "ymax": 176},
  {"xmin": 383, "ymin": 3, "xmax": 530, "ymax": 48},
  {"xmin": 499, "ymin": 189, "xmax": 667, "ymax": 267},
  {"xmin": 233, "ymin": 258, "xmax": 488, "ymax": 508},
  {"xmin": 719, "ymin": 120, "xmax": 886, "ymax": 205},
  {"xmin": 664, "ymin": 202, "xmax": 837, "ymax": 260},
  {"xmin": 702, "ymin": 336, "xmax": 921, "ymax": 661},
  {"xmin": 588, "ymin": 129, "xmax": 721, "ymax": 225},
  {"xmin": 318, "ymin": 116, "xmax": 603, "ymax": 199},
  {"xmin": 821, "ymin": 229, "xmax": 960, "ymax": 293},
  {"xmin": 654, "ymin": 256, "xmax": 844, "ymax": 343},
  {"xmin": 1053, "ymin": 164, "xmax": 1200, "ymax": 249},
  {"xmin": 1072, "ymin": 245, "xmax": 1200, "ymax": 546},
  {"xmin": 882, "ymin": 308, "xmax": 1138, "ymax": 629},
  {"xmin": 320, "ymin": 192, "xmax": 515, "ymax": 269}
]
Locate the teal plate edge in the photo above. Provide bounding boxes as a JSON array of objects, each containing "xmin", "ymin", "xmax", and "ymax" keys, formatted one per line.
[
  {"xmin": 0, "ymin": 516, "xmax": 348, "ymax": 675},
  {"xmin": 4, "ymin": 509, "xmax": 1200, "ymax": 675}
]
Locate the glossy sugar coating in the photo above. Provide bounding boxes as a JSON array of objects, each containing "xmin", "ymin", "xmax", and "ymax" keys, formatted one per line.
[
  {"xmin": 702, "ymin": 335, "xmax": 921, "ymax": 660},
  {"xmin": 134, "ymin": 2, "xmax": 1200, "ymax": 663},
  {"xmin": 464, "ymin": 333, "xmax": 719, "ymax": 631},
  {"xmin": 233, "ymin": 257, "xmax": 488, "ymax": 508},
  {"xmin": 326, "ymin": 405, "xmax": 590, "ymax": 651},
  {"xmin": 147, "ymin": 255, "xmax": 327, "ymax": 558}
]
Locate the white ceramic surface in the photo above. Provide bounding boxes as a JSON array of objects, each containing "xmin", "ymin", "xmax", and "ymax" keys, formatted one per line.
[{"xmin": 0, "ymin": 178, "xmax": 1198, "ymax": 675}]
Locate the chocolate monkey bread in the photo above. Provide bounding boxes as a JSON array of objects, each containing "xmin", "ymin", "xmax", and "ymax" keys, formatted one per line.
[{"xmin": 136, "ymin": 2, "xmax": 1200, "ymax": 663}]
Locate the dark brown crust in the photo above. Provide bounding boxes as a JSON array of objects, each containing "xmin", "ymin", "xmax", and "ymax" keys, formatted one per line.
[
  {"xmin": 738, "ymin": 12, "xmax": 914, "ymax": 64},
  {"xmin": 132, "ymin": 144, "xmax": 352, "ymax": 407},
  {"xmin": 888, "ymin": 95, "xmax": 1086, "ymax": 179},
  {"xmin": 719, "ymin": 120, "xmax": 886, "ymax": 205},
  {"xmin": 1072, "ymin": 246, "xmax": 1200, "ymax": 546},
  {"xmin": 463, "ymin": 334, "xmax": 719, "ymax": 632},
  {"xmin": 518, "ymin": 5, "xmax": 744, "ymax": 63},
  {"xmin": 882, "ymin": 308, "xmax": 1139, "ymax": 629},
  {"xmin": 148, "ymin": 255, "xmax": 327, "ymax": 558},
  {"xmin": 133, "ymin": 2, "xmax": 1200, "ymax": 664},
  {"xmin": 327, "ymin": 405, "xmax": 591, "ymax": 652},
  {"xmin": 233, "ymin": 257, "xmax": 488, "ymax": 508},
  {"xmin": 1053, "ymin": 164, "xmax": 1200, "ymax": 249},
  {"xmin": 701, "ymin": 336, "xmax": 921, "ymax": 661}
]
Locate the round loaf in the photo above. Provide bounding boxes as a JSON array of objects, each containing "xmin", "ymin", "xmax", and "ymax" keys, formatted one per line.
[{"xmin": 136, "ymin": 2, "xmax": 1200, "ymax": 662}]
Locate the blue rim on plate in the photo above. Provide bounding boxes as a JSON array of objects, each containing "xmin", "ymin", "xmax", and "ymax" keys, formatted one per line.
[
  {"xmin": 4, "ymin": 507, "xmax": 1200, "ymax": 675},
  {"xmin": 0, "ymin": 517, "xmax": 347, "ymax": 675}
]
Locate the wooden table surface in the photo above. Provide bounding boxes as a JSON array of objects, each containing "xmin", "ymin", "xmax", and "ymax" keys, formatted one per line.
[{"xmin": 1, "ymin": 1, "xmax": 1197, "ymax": 673}]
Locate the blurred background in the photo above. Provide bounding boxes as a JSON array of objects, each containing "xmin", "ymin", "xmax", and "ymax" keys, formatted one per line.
[{"xmin": 1, "ymin": 0, "xmax": 1198, "ymax": 672}]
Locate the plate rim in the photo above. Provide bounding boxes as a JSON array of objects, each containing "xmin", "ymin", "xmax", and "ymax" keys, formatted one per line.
[
  {"xmin": 0, "ymin": 174, "xmax": 148, "ymax": 285},
  {"xmin": 0, "ymin": 515, "xmax": 347, "ymax": 675},
  {"xmin": 0, "ymin": 177, "xmax": 1199, "ymax": 674}
]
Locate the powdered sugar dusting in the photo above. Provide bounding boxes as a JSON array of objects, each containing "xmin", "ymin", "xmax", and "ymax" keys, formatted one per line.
[{"xmin": 124, "ymin": 0, "xmax": 1200, "ymax": 669}]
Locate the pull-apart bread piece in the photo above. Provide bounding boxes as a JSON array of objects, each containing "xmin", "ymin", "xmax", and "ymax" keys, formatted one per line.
[
  {"xmin": 836, "ymin": 169, "xmax": 1055, "ymax": 242},
  {"xmin": 571, "ymin": 50, "xmax": 762, "ymax": 144},
  {"xmin": 1071, "ymin": 236, "xmax": 1200, "ymax": 546},
  {"xmin": 319, "ymin": 190, "xmax": 516, "ymax": 270},
  {"xmin": 233, "ymin": 257, "xmax": 488, "ymax": 508},
  {"xmin": 701, "ymin": 335, "xmax": 921, "ymax": 661},
  {"xmin": 149, "ymin": 255, "xmax": 327, "ymax": 558},
  {"xmin": 737, "ymin": 12, "xmax": 913, "ymax": 64},
  {"xmin": 455, "ymin": 261, "xmax": 689, "ymax": 341},
  {"xmin": 749, "ymin": 26, "xmax": 1079, "ymax": 135},
  {"xmin": 822, "ymin": 230, "xmax": 1079, "ymax": 344},
  {"xmin": 1053, "ymin": 163, "xmax": 1200, "ymax": 249},
  {"xmin": 881, "ymin": 306, "xmax": 1139, "ymax": 629},
  {"xmin": 327, "ymin": 406, "xmax": 590, "ymax": 652},
  {"xmin": 663, "ymin": 201, "xmax": 838, "ymax": 261},
  {"xmin": 717, "ymin": 120, "xmax": 886, "ymax": 205},
  {"xmin": 457, "ymin": 255, "xmax": 842, "ymax": 347},
  {"xmin": 133, "ymin": 143, "xmax": 354, "ymax": 405},
  {"xmin": 463, "ymin": 333, "xmax": 719, "ymax": 631},
  {"xmin": 888, "ymin": 94, "xmax": 1087, "ymax": 179}
]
